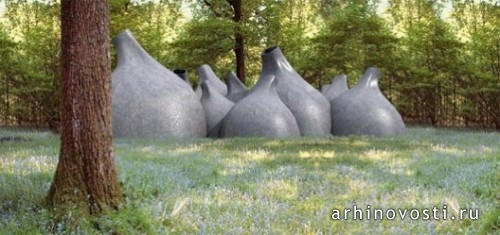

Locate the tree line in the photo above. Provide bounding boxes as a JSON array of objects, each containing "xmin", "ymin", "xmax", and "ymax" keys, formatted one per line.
[{"xmin": 0, "ymin": 0, "xmax": 499, "ymax": 130}]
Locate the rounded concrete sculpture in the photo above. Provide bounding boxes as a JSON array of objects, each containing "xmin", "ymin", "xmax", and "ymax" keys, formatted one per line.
[
  {"xmin": 194, "ymin": 83, "xmax": 203, "ymax": 99},
  {"xmin": 322, "ymin": 74, "xmax": 348, "ymax": 101},
  {"xmin": 201, "ymin": 80, "xmax": 234, "ymax": 138},
  {"xmin": 197, "ymin": 64, "xmax": 227, "ymax": 95},
  {"xmin": 261, "ymin": 46, "xmax": 331, "ymax": 136},
  {"xmin": 330, "ymin": 67, "xmax": 406, "ymax": 137},
  {"xmin": 112, "ymin": 30, "xmax": 207, "ymax": 138},
  {"xmin": 220, "ymin": 75, "xmax": 300, "ymax": 138},
  {"xmin": 321, "ymin": 84, "xmax": 331, "ymax": 93},
  {"xmin": 173, "ymin": 69, "xmax": 191, "ymax": 86},
  {"xmin": 224, "ymin": 72, "xmax": 249, "ymax": 103}
]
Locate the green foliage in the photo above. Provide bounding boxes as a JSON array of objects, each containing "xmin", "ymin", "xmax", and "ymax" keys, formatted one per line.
[
  {"xmin": 0, "ymin": 0, "xmax": 60, "ymax": 129},
  {"xmin": 312, "ymin": 0, "xmax": 397, "ymax": 85},
  {"xmin": 1, "ymin": 128, "xmax": 499, "ymax": 233},
  {"xmin": 109, "ymin": 0, "xmax": 182, "ymax": 67},
  {"xmin": 385, "ymin": 0, "xmax": 500, "ymax": 128},
  {"xmin": 0, "ymin": 0, "xmax": 183, "ymax": 129},
  {"xmin": 170, "ymin": 17, "xmax": 236, "ymax": 74},
  {"xmin": 0, "ymin": 25, "xmax": 15, "ymax": 122},
  {"xmin": 170, "ymin": 0, "xmax": 322, "ymax": 85},
  {"xmin": 455, "ymin": 1, "xmax": 500, "ymax": 128},
  {"xmin": 478, "ymin": 207, "xmax": 500, "ymax": 235},
  {"xmin": 390, "ymin": 9, "xmax": 464, "ymax": 125}
]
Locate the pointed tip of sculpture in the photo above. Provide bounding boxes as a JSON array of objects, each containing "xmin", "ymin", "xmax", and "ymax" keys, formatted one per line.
[
  {"xmin": 173, "ymin": 68, "xmax": 186, "ymax": 74},
  {"xmin": 200, "ymin": 81, "xmax": 212, "ymax": 99},
  {"xmin": 225, "ymin": 72, "xmax": 247, "ymax": 91},
  {"xmin": 355, "ymin": 67, "xmax": 380, "ymax": 89},
  {"xmin": 197, "ymin": 64, "xmax": 227, "ymax": 95},
  {"xmin": 173, "ymin": 68, "xmax": 190, "ymax": 85},
  {"xmin": 114, "ymin": 29, "xmax": 133, "ymax": 42},
  {"xmin": 224, "ymin": 72, "xmax": 238, "ymax": 83},
  {"xmin": 254, "ymin": 74, "xmax": 277, "ymax": 92},
  {"xmin": 337, "ymin": 74, "xmax": 348, "ymax": 80},
  {"xmin": 263, "ymin": 46, "xmax": 279, "ymax": 54},
  {"xmin": 332, "ymin": 74, "xmax": 348, "ymax": 86},
  {"xmin": 122, "ymin": 28, "xmax": 132, "ymax": 35}
]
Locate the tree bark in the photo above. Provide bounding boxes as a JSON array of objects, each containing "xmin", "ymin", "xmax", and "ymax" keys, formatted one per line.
[
  {"xmin": 45, "ymin": 0, "xmax": 122, "ymax": 215},
  {"xmin": 231, "ymin": 0, "xmax": 246, "ymax": 84}
]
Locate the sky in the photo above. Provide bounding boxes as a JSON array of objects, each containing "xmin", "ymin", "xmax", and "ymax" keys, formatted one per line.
[
  {"xmin": 180, "ymin": 1, "xmax": 192, "ymax": 19},
  {"xmin": 0, "ymin": 2, "xmax": 5, "ymax": 13}
]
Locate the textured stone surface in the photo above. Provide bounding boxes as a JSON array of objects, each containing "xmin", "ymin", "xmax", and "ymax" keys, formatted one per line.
[
  {"xmin": 224, "ymin": 72, "xmax": 248, "ymax": 103},
  {"xmin": 322, "ymin": 74, "xmax": 348, "ymax": 101},
  {"xmin": 220, "ymin": 75, "xmax": 300, "ymax": 138},
  {"xmin": 261, "ymin": 47, "xmax": 331, "ymax": 136},
  {"xmin": 330, "ymin": 67, "xmax": 406, "ymax": 137},
  {"xmin": 197, "ymin": 64, "xmax": 227, "ymax": 95},
  {"xmin": 111, "ymin": 30, "xmax": 207, "ymax": 138},
  {"xmin": 201, "ymin": 80, "xmax": 234, "ymax": 138}
]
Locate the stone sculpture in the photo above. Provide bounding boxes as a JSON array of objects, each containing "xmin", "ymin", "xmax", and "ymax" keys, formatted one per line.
[
  {"xmin": 322, "ymin": 74, "xmax": 348, "ymax": 101},
  {"xmin": 194, "ymin": 83, "xmax": 203, "ymax": 99},
  {"xmin": 224, "ymin": 72, "xmax": 249, "ymax": 103},
  {"xmin": 330, "ymin": 67, "xmax": 407, "ymax": 137},
  {"xmin": 111, "ymin": 30, "xmax": 207, "ymax": 138},
  {"xmin": 321, "ymin": 84, "xmax": 331, "ymax": 93},
  {"xmin": 220, "ymin": 75, "xmax": 300, "ymax": 138},
  {"xmin": 201, "ymin": 80, "xmax": 234, "ymax": 138},
  {"xmin": 197, "ymin": 64, "xmax": 227, "ymax": 95},
  {"xmin": 173, "ymin": 69, "xmax": 191, "ymax": 86},
  {"xmin": 261, "ymin": 46, "xmax": 331, "ymax": 136}
]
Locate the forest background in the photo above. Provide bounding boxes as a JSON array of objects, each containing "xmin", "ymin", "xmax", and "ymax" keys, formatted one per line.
[{"xmin": 0, "ymin": 0, "xmax": 499, "ymax": 130}]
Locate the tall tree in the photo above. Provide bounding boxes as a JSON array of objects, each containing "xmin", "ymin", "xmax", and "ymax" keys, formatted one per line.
[
  {"xmin": 171, "ymin": 0, "xmax": 248, "ymax": 83},
  {"xmin": 0, "ymin": 24, "xmax": 15, "ymax": 125},
  {"xmin": 230, "ymin": 0, "xmax": 245, "ymax": 82},
  {"xmin": 387, "ymin": 0, "xmax": 464, "ymax": 126},
  {"xmin": 45, "ymin": 0, "xmax": 122, "ymax": 215},
  {"xmin": 452, "ymin": 0, "xmax": 500, "ymax": 129},
  {"xmin": 171, "ymin": 0, "xmax": 321, "ymax": 85},
  {"xmin": 200, "ymin": 0, "xmax": 246, "ymax": 82}
]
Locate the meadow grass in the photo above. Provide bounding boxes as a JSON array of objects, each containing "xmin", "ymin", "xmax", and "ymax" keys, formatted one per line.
[{"xmin": 0, "ymin": 127, "xmax": 499, "ymax": 234}]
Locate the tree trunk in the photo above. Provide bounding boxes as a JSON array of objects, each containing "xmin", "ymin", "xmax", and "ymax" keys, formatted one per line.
[
  {"xmin": 45, "ymin": 0, "xmax": 122, "ymax": 215},
  {"xmin": 230, "ymin": 0, "xmax": 246, "ymax": 84},
  {"xmin": 203, "ymin": 0, "xmax": 246, "ymax": 83},
  {"xmin": 234, "ymin": 33, "xmax": 245, "ymax": 84}
]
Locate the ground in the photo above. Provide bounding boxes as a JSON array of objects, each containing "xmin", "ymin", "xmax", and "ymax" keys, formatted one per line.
[{"xmin": 0, "ymin": 127, "xmax": 499, "ymax": 234}]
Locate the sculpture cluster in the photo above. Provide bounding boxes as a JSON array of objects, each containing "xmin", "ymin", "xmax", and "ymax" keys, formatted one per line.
[{"xmin": 111, "ymin": 30, "xmax": 406, "ymax": 138}]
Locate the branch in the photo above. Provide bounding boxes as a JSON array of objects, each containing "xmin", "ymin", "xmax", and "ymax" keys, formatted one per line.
[
  {"xmin": 203, "ymin": 0, "xmax": 234, "ymax": 18},
  {"xmin": 203, "ymin": 0, "xmax": 223, "ymax": 17}
]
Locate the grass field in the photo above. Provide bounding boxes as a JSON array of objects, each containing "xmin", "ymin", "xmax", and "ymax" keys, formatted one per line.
[{"xmin": 0, "ymin": 128, "xmax": 499, "ymax": 234}]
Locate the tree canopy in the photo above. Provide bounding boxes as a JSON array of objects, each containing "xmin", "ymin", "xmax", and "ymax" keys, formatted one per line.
[{"xmin": 0, "ymin": 0, "xmax": 499, "ymax": 129}]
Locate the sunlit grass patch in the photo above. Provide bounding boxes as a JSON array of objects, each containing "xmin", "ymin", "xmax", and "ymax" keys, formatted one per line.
[{"xmin": 0, "ymin": 155, "xmax": 56, "ymax": 175}]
